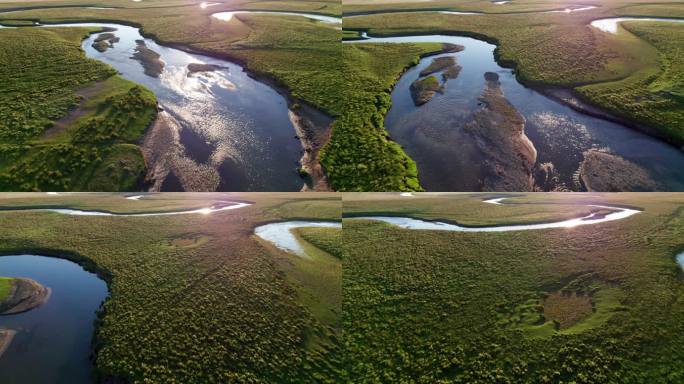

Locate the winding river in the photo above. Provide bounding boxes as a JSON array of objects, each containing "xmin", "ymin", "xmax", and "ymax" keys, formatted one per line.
[
  {"xmin": 348, "ymin": 199, "xmax": 641, "ymax": 232},
  {"xmin": 0, "ymin": 200, "xmax": 251, "ymax": 216},
  {"xmin": 212, "ymin": 11, "xmax": 341, "ymax": 24},
  {"xmin": 591, "ymin": 17, "xmax": 684, "ymax": 34},
  {"xmin": 0, "ymin": 10, "xmax": 340, "ymax": 192},
  {"xmin": 346, "ymin": 33, "xmax": 684, "ymax": 191},
  {"xmin": 0, "ymin": 255, "xmax": 108, "ymax": 383},
  {"xmin": 254, "ymin": 221, "xmax": 341, "ymax": 257}
]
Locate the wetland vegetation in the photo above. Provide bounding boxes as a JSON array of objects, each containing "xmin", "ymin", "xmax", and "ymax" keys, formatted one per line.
[
  {"xmin": 343, "ymin": 192, "xmax": 684, "ymax": 382},
  {"xmin": 0, "ymin": 192, "xmax": 342, "ymax": 382}
]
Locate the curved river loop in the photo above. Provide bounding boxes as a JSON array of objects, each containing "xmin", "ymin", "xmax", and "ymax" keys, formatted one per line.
[
  {"xmin": 344, "ymin": 17, "xmax": 684, "ymax": 191},
  {"xmin": 254, "ymin": 221, "xmax": 341, "ymax": 258},
  {"xmin": 0, "ymin": 10, "xmax": 341, "ymax": 192},
  {"xmin": 347, "ymin": 197, "xmax": 641, "ymax": 232}
]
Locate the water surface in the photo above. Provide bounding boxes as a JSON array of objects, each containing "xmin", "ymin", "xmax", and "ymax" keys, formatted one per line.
[
  {"xmin": 591, "ymin": 17, "xmax": 684, "ymax": 34},
  {"xmin": 0, "ymin": 255, "xmax": 108, "ymax": 384},
  {"xmin": 0, "ymin": 201, "xmax": 251, "ymax": 216},
  {"xmin": 254, "ymin": 221, "xmax": 341, "ymax": 257},
  {"xmin": 351, "ymin": 204, "xmax": 640, "ymax": 232},
  {"xmin": 212, "ymin": 11, "xmax": 341, "ymax": 24}
]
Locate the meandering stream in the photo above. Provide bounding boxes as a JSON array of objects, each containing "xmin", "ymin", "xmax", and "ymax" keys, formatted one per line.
[
  {"xmin": 349, "ymin": 200, "xmax": 640, "ymax": 232},
  {"xmin": 0, "ymin": 255, "xmax": 108, "ymax": 383},
  {"xmin": 0, "ymin": 200, "xmax": 251, "ymax": 216},
  {"xmin": 346, "ymin": 34, "xmax": 684, "ymax": 191},
  {"xmin": 590, "ymin": 16, "xmax": 684, "ymax": 33},
  {"xmin": 212, "ymin": 11, "xmax": 340, "ymax": 24},
  {"xmin": 254, "ymin": 221, "xmax": 341, "ymax": 257}
]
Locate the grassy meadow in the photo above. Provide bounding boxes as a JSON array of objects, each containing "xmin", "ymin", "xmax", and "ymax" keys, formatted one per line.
[
  {"xmin": 0, "ymin": 192, "xmax": 342, "ymax": 382},
  {"xmin": 0, "ymin": 27, "xmax": 157, "ymax": 191},
  {"xmin": 343, "ymin": 192, "xmax": 684, "ymax": 382}
]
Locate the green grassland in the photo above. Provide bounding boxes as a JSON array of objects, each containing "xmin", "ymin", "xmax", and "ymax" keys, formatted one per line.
[
  {"xmin": 577, "ymin": 21, "xmax": 684, "ymax": 144},
  {"xmin": 343, "ymin": 192, "xmax": 684, "ymax": 382},
  {"xmin": 0, "ymin": 192, "xmax": 342, "ymax": 382},
  {"xmin": 0, "ymin": 277, "xmax": 14, "ymax": 303},
  {"xmin": 0, "ymin": 27, "xmax": 157, "ymax": 191}
]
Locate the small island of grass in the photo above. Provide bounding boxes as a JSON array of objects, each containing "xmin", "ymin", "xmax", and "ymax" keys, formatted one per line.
[
  {"xmin": 0, "ymin": 277, "xmax": 50, "ymax": 315},
  {"xmin": 409, "ymin": 75, "xmax": 444, "ymax": 106},
  {"xmin": 91, "ymin": 32, "xmax": 120, "ymax": 52}
]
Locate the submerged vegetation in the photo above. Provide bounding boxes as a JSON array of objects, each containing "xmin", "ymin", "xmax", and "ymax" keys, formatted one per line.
[
  {"xmin": 0, "ymin": 27, "xmax": 157, "ymax": 191},
  {"xmin": 343, "ymin": 193, "xmax": 684, "ymax": 382}
]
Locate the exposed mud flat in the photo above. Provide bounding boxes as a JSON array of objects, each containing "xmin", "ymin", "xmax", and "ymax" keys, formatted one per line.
[
  {"xmin": 288, "ymin": 104, "xmax": 334, "ymax": 191},
  {"xmin": 131, "ymin": 40, "xmax": 164, "ymax": 77},
  {"xmin": 464, "ymin": 72, "xmax": 536, "ymax": 191},
  {"xmin": 348, "ymin": 34, "xmax": 684, "ymax": 191},
  {"xmin": 0, "ymin": 278, "xmax": 50, "ymax": 315},
  {"xmin": 0, "ymin": 329, "xmax": 16, "ymax": 359},
  {"xmin": 579, "ymin": 149, "xmax": 658, "ymax": 192}
]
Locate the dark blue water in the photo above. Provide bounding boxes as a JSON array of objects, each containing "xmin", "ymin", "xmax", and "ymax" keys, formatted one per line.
[{"xmin": 0, "ymin": 255, "xmax": 108, "ymax": 384}]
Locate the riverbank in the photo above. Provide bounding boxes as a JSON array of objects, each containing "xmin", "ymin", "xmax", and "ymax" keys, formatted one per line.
[{"xmin": 0, "ymin": 277, "xmax": 50, "ymax": 315}]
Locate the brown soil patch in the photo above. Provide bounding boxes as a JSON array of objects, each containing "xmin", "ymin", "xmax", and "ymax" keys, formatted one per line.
[
  {"xmin": 543, "ymin": 291, "xmax": 593, "ymax": 329},
  {"xmin": 169, "ymin": 234, "xmax": 211, "ymax": 248},
  {"xmin": 0, "ymin": 329, "xmax": 16, "ymax": 358},
  {"xmin": 464, "ymin": 72, "xmax": 537, "ymax": 191},
  {"xmin": 131, "ymin": 40, "xmax": 164, "ymax": 78},
  {"xmin": 579, "ymin": 149, "xmax": 658, "ymax": 192},
  {"xmin": 41, "ymin": 81, "xmax": 107, "ymax": 140}
]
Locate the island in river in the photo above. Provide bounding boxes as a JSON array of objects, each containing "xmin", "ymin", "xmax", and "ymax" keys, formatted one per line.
[{"xmin": 0, "ymin": 277, "xmax": 50, "ymax": 358}]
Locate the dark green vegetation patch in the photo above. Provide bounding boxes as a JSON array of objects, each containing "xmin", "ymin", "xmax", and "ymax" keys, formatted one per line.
[{"xmin": 0, "ymin": 27, "xmax": 157, "ymax": 191}]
